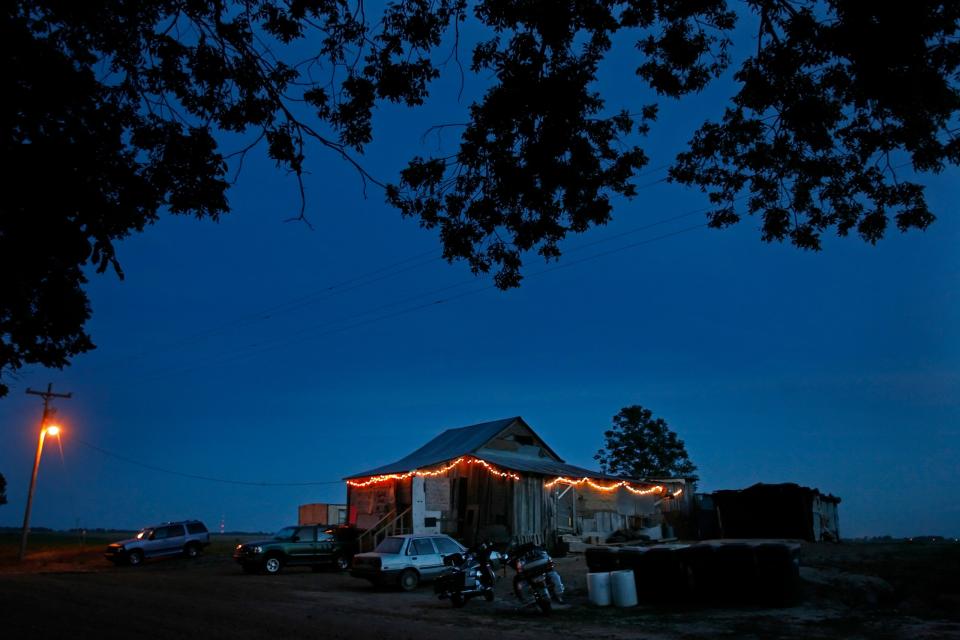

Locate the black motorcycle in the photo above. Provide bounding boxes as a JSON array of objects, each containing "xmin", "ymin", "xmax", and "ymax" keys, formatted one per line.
[
  {"xmin": 505, "ymin": 543, "xmax": 565, "ymax": 614},
  {"xmin": 434, "ymin": 541, "xmax": 500, "ymax": 607}
]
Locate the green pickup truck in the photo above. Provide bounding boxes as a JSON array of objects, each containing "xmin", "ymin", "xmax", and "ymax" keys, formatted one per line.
[{"xmin": 234, "ymin": 524, "xmax": 358, "ymax": 574}]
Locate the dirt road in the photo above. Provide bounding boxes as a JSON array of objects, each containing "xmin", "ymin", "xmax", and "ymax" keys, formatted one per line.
[
  {"xmin": 0, "ymin": 554, "xmax": 596, "ymax": 640},
  {"xmin": 1, "ymin": 544, "xmax": 958, "ymax": 639}
]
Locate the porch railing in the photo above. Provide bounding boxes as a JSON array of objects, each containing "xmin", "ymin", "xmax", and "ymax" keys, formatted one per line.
[{"xmin": 356, "ymin": 507, "xmax": 412, "ymax": 552}]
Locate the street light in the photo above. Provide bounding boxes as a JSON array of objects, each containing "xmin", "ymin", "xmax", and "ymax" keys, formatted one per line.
[{"xmin": 19, "ymin": 423, "xmax": 62, "ymax": 561}]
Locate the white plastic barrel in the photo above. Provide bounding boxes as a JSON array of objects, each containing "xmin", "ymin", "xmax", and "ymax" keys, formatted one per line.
[
  {"xmin": 610, "ymin": 569, "xmax": 638, "ymax": 607},
  {"xmin": 587, "ymin": 571, "xmax": 612, "ymax": 606}
]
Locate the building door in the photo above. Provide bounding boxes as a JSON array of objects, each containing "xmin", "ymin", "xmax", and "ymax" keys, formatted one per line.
[{"xmin": 455, "ymin": 477, "xmax": 468, "ymax": 535}]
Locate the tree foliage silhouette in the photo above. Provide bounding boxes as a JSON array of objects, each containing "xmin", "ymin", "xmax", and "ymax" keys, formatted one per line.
[
  {"xmin": 0, "ymin": 473, "xmax": 7, "ymax": 506},
  {"xmin": 595, "ymin": 405, "xmax": 698, "ymax": 481},
  {"xmin": 3, "ymin": 1, "xmax": 959, "ymax": 394}
]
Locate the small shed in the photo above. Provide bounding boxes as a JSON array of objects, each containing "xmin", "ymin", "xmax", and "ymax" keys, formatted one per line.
[
  {"xmin": 298, "ymin": 503, "xmax": 347, "ymax": 526},
  {"xmin": 344, "ymin": 417, "xmax": 688, "ymax": 548},
  {"xmin": 706, "ymin": 482, "xmax": 841, "ymax": 542}
]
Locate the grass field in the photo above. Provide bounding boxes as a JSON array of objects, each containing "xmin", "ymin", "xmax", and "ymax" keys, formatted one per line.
[{"xmin": 0, "ymin": 529, "xmax": 259, "ymax": 571}]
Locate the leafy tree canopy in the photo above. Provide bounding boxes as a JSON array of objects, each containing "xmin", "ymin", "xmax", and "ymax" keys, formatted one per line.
[
  {"xmin": 595, "ymin": 405, "xmax": 699, "ymax": 481},
  {"xmin": 3, "ymin": 0, "xmax": 959, "ymax": 394},
  {"xmin": 0, "ymin": 472, "xmax": 7, "ymax": 506}
]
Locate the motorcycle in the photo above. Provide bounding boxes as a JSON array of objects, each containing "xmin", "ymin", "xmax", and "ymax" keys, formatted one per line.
[
  {"xmin": 434, "ymin": 541, "xmax": 501, "ymax": 607},
  {"xmin": 505, "ymin": 543, "xmax": 565, "ymax": 614}
]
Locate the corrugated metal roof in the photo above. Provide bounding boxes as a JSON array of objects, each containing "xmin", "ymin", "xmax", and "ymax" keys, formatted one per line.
[
  {"xmin": 475, "ymin": 452, "xmax": 608, "ymax": 479},
  {"xmin": 343, "ymin": 416, "xmax": 684, "ymax": 483},
  {"xmin": 344, "ymin": 417, "xmax": 524, "ymax": 479}
]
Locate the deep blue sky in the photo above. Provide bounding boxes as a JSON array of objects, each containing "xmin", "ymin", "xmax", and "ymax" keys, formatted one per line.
[{"xmin": 2, "ymin": 15, "xmax": 958, "ymax": 537}]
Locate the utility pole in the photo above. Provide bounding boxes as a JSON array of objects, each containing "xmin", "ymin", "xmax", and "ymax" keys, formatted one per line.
[{"xmin": 20, "ymin": 383, "xmax": 72, "ymax": 561}]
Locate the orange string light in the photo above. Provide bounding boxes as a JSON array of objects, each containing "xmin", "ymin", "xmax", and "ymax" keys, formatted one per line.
[
  {"xmin": 347, "ymin": 457, "xmax": 683, "ymax": 497},
  {"xmin": 346, "ymin": 456, "xmax": 521, "ymax": 487},
  {"xmin": 545, "ymin": 476, "xmax": 667, "ymax": 495}
]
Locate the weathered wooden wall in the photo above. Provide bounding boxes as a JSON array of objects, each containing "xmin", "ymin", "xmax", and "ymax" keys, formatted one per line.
[
  {"xmin": 348, "ymin": 481, "xmax": 398, "ymax": 529},
  {"xmin": 475, "ymin": 422, "xmax": 559, "ymax": 460},
  {"xmin": 813, "ymin": 496, "xmax": 841, "ymax": 541},
  {"xmin": 573, "ymin": 486, "xmax": 667, "ymax": 538},
  {"xmin": 298, "ymin": 503, "xmax": 347, "ymax": 526},
  {"xmin": 511, "ymin": 476, "xmax": 552, "ymax": 544},
  {"xmin": 349, "ymin": 471, "xmax": 685, "ymax": 544}
]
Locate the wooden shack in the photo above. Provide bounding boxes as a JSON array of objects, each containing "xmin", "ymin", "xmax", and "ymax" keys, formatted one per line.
[
  {"xmin": 704, "ymin": 483, "xmax": 841, "ymax": 542},
  {"xmin": 344, "ymin": 417, "xmax": 688, "ymax": 548},
  {"xmin": 298, "ymin": 502, "xmax": 347, "ymax": 526}
]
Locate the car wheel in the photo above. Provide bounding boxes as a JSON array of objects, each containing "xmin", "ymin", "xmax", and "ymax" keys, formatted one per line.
[
  {"xmin": 398, "ymin": 569, "xmax": 419, "ymax": 591},
  {"xmin": 183, "ymin": 543, "xmax": 201, "ymax": 559},
  {"xmin": 127, "ymin": 550, "xmax": 144, "ymax": 567},
  {"xmin": 263, "ymin": 556, "xmax": 283, "ymax": 575},
  {"xmin": 333, "ymin": 555, "xmax": 349, "ymax": 572}
]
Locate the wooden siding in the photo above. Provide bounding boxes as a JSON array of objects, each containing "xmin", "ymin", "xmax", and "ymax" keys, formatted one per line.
[
  {"xmin": 348, "ymin": 481, "xmax": 398, "ymax": 529},
  {"xmin": 348, "ymin": 469, "xmax": 685, "ymax": 544},
  {"xmin": 511, "ymin": 476, "xmax": 553, "ymax": 544},
  {"xmin": 475, "ymin": 421, "xmax": 562, "ymax": 461},
  {"xmin": 298, "ymin": 503, "xmax": 346, "ymax": 526}
]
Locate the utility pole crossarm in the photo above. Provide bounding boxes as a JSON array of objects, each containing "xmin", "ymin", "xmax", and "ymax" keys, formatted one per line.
[{"xmin": 26, "ymin": 383, "xmax": 73, "ymax": 401}]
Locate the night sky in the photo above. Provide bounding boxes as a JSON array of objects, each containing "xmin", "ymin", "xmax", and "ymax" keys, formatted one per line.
[{"xmin": 1, "ymin": 19, "xmax": 957, "ymax": 538}]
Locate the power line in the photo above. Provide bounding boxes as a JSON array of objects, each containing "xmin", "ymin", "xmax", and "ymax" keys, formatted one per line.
[
  {"xmin": 74, "ymin": 438, "xmax": 343, "ymax": 487},
  {"xmin": 83, "ymin": 249, "xmax": 442, "ymax": 373},
  {"xmin": 133, "ymin": 219, "xmax": 711, "ymax": 382},
  {"xmin": 83, "ymin": 165, "xmax": 679, "ymax": 373},
  {"xmin": 132, "ymin": 203, "xmax": 717, "ymax": 381},
  {"xmin": 82, "ymin": 172, "xmax": 704, "ymax": 382}
]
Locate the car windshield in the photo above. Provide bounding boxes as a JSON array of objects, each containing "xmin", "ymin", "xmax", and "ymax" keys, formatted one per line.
[
  {"xmin": 374, "ymin": 537, "xmax": 405, "ymax": 554},
  {"xmin": 273, "ymin": 526, "xmax": 299, "ymax": 540}
]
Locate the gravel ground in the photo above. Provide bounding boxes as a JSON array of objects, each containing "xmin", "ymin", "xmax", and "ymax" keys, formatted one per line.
[{"xmin": 0, "ymin": 542, "xmax": 957, "ymax": 639}]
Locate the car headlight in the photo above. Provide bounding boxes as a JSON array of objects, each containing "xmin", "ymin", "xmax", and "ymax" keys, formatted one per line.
[
  {"xmin": 236, "ymin": 544, "xmax": 243, "ymax": 551},
  {"xmin": 253, "ymin": 546, "xmax": 263, "ymax": 554}
]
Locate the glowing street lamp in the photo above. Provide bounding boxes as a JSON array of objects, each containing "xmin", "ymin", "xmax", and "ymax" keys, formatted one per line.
[{"xmin": 18, "ymin": 423, "xmax": 62, "ymax": 561}]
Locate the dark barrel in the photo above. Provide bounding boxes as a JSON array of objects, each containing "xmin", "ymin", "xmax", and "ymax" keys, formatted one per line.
[
  {"xmin": 632, "ymin": 546, "xmax": 689, "ymax": 600},
  {"xmin": 678, "ymin": 543, "xmax": 718, "ymax": 602},
  {"xmin": 585, "ymin": 546, "xmax": 621, "ymax": 572},
  {"xmin": 713, "ymin": 543, "xmax": 757, "ymax": 603},
  {"xmin": 754, "ymin": 542, "xmax": 800, "ymax": 604}
]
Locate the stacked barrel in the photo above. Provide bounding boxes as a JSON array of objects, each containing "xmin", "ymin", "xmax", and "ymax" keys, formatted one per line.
[{"xmin": 585, "ymin": 540, "xmax": 800, "ymax": 605}]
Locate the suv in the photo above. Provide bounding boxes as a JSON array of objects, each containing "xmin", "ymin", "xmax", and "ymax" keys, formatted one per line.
[
  {"xmin": 350, "ymin": 534, "xmax": 466, "ymax": 591},
  {"xmin": 104, "ymin": 520, "xmax": 210, "ymax": 566},
  {"xmin": 233, "ymin": 524, "xmax": 358, "ymax": 574}
]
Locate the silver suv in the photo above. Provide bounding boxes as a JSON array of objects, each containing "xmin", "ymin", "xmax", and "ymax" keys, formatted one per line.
[
  {"xmin": 105, "ymin": 520, "xmax": 210, "ymax": 566},
  {"xmin": 350, "ymin": 534, "xmax": 465, "ymax": 591}
]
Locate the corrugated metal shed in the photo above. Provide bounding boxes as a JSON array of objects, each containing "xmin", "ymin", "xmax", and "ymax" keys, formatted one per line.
[{"xmin": 345, "ymin": 416, "xmax": 569, "ymax": 479}]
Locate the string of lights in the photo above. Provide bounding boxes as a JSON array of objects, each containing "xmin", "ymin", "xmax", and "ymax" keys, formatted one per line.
[
  {"xmin": 76, "ymin": 437, "xmax": 684, "ymax": 498},
  {"xmin": 346, "ymin": 455, "xmax": 680, "ymax": 497},
  {"xmin": 75, "ymin": 438, "xmax": 682, "ymax": 495},
  {"xmin": 345, "ymin": 456, "xmax": 521, "ymax": 487},
  {"xmin": 545, "ymin": 476, "xmax": 668, "ymax": 495}
]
